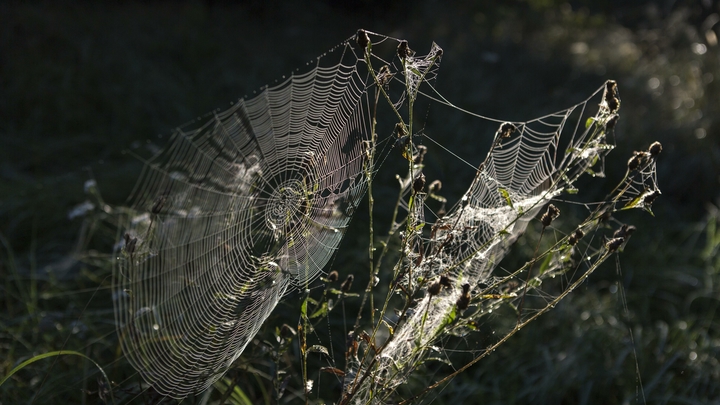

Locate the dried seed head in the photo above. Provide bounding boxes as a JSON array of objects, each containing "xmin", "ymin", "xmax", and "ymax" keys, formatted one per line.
[
  {"xmin": 613, "ymin": 224, "xmax": 636, "ymax": 239},
  {"xmin": 605, "ymin": 237, "xmax": 625, "ymax": 252},
  {"xmin": 496, "ymin": 122, "xmax": 516, "ymax": 139},
  {"xmin": 456, "ymin": 295, "xmax": 470, "ymax": 310},
  {"xmin": 397, "ymin": 40, "xmax": 411, "ymax": 59},
  {"xmin": 341, "ymin": 274, "xmax": 354, "ymax": 293},
  {"xmin": 327, "ymin": 270, "xmax": 339, "ymax": 282},
  {"xmin": 395, "ymin": 122, "xmax": 408, "ymax": 137},
  {"xmin": 603, "ymin": 80, "xmax": 620, "ymax": 113},
  {"xmin": 541, "ymin": 204, "xmax": 560, "ymax": 227},
  {"xmin": 377, "ymin": 65, "xmax": 393, "ymax": 88},
  {"xmin": 428, "ymin": 281, "xmax": 442, "ymax": 296},
  {"xmin": 413, "ymin": 173, "xmax": 426, "ymax": 194},
  {"xmin": 568, "ymin": 229, "xmax": 585, "ymax": 246},
  {"xmin": 627, "ymin": 151, "xmax": 649, "ymax": 171},
  {"xmin": 439, "ymin": 275, "xmax": 452, "ymax": 288},
  {"xmin": 648, "ymin": 141, "xmax": 662, "ymax": 157},
  {"xmin": 356, "ymin": 29, "xmax": 370, "ymax": 50},
  {"xmin": 456, "ymin": 283, "xmax": 471, "ymax": 310}
]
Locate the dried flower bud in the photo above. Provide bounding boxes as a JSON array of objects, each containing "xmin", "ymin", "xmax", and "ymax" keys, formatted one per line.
[
  {"xmin": 496, "ymin": 122, "xmax": 516, "ymax": 139},
  {"xmin": 613, "ymin": 224, "xmax": 636, "ymax": 239},
  {"xmin": 603, "ymin": 80, "xmax": 620, "ymax": 113},
  {"xmin": 397, "ymin": 40, "xmax": 411, "ymax": 59},
  {"xmin": 541, "ymin": 204, "xmax": 560, "ymax": 227},
  {"xmin": 439, "ymin": 275, "xmax": 452, "ymax": 288},
  {"xmin": 648, "ymin": 141, "xmax": 662, "ymax": 157},
  {"xmin": 605, "ymin": 237, "xmax": 625, "ymax": 252},
  {"xmin": 456, "ymin": 283, "xmax": 471, "ymax": 310},
  {"xmin": 356, "ymin": 29, "xmax": 370, "ymax": 50},
  {"xmin": 341, "ymin": 274, "xmax": 354, "ymax": 293},
  {"xmin": 627, "ymin": 151, "xmax": 649, "ymax": 171},
  {"xmin": 568, "ymin": 229, "xmax": 585, "ymax": 246},
  {"xmin": 395, "ymin": 122, "xmax": 408, "ymax": 137},
  {"xmin": 413, "ymin": 173, "xmax": 426, "ymax": 194},
  {"xmin": 327, "ymin": 270, "xmax": 339, "ymax": 282},
  {"xmin": 428, "ymin": 281, "xmax": 442, "ymax": 296}
]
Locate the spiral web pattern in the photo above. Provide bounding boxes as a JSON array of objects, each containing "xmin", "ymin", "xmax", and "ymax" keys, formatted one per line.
[{"xmin": 113, "ymin": 41, "xmax": 371, "ymax": 398}]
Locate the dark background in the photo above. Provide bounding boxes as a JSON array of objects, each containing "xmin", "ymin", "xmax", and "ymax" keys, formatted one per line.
[{"xmin": 1, "ymin": 1, "xmax": 719, "ymax": 404}]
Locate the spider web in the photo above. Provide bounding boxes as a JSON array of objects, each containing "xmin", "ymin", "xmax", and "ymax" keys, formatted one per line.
[
  {"xmin": 111, "ymin": 31, "xmax": 660, "ymax": 402},
  {"xmin": 344, "ymin": 79, "xmax": 659, "ymax": 403},
  {"xmin": 113, "ymin": 38, "xmax": 373, "ymax": 398}
]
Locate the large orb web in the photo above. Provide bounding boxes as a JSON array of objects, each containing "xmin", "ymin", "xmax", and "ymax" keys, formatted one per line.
[{"xmin": 113, "ymin": 41, "xmax": 371, "ymax": 398}]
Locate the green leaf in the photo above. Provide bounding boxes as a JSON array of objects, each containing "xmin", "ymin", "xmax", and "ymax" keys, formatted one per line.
[
  {"xmin": 0, "ymin": 350, "xmax": 115, "ymax": 405},
  {"xmin": 538, "ymin": 251, "xmax": 554, "ymax": 275},
  {"xmin": 565, "ymin": 187, "xmax": 579, "ymax": 194},
  {"xmin": 622, "ymin": 195, "xmax": 644, "ymax": 210},
  {"xmin": 499, "ymin": 188, "xmax": 513, "ymax": 209},
  {"xmin": 214, "ymin": 377, "xmax": 254, "ymax": 405},
  {"xmin": 585, "ymin": 117, "xmax": 595, "ymax": 129},
  {"xmin": 300, "ymin": 296, "xmax": 308, "ymax": 318},
  {"xmin": 309, "ymin": 302, "xmax": 328, "ymax": 319},
  {"xmin": 328, "ymin": 288, "xmax": 359, "ymax": 297},
  {"xmin": 440, "ymin": 306, "xmax": 457, "ymax": 328}
]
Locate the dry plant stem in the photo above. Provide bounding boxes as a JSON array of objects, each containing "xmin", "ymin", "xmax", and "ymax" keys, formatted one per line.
[
  {"xmin": 299, "ymin": 299, "xmax": 310, "ymax": 405},
  {"xmin": 343, "ymin": 50, "xmax": 446, "ymax": 404},
  {"xmin": 354, "ymin": 86, "xmax": 380, "ymax": 330},
  {"xmin": 398, "ymin": 249, "xmax": 614, "ymax": 405},
  {"xmin": 354, "ymin": 44, "xmax": 409, "ymax": 329}
]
